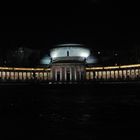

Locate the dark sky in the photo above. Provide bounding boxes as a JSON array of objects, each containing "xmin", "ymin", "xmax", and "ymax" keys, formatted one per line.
[{"xmin": 0, "ymin": 1, "xmax": 140, "ymax": 52}]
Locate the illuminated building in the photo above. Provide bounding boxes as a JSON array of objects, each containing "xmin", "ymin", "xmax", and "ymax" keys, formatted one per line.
[
  {"xmin": 49, "ymin": 44, "xmax": 90, "ymax": 82},
  {"xmin": 0, "ymin": 44, "xmax": 140, "ymax": 83}
]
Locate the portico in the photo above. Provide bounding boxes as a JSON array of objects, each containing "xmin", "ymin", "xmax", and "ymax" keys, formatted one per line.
[{"xmin": 51, "ymin": 63, "xmax": 85, "ymax": 82}]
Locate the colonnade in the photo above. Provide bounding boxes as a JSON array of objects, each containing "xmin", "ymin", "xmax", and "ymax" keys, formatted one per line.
[
  {"xmin": 1, "ymin": 65, "xmax": 140, "ymax": 82},
  {"xmin": 51, "ymin": 66, "xmax": 85, "ymax": 81},
  {"xmin": 86, "ymin": 68, "xmax": 140, "ymax": 80},
  {"xmin": 0, "ymin": 70, "xmax": 51, "ymax": 81}
]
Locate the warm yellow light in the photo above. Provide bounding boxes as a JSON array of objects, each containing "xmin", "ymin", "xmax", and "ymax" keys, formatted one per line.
[
  {"xmin": 0, "ymin": 67, "xmax": 14, "ymax": 70},
  {"xmin": 86, "ymin": 67, "xmax": 104, "ymax": 70},
  {"xmin": 0, "ymin": 63, "xmax": 140, "ymax": 72},
  {"xmin": 86, "ymin": 64, "xmax": 140, "ymax": 70},
  {"xmin": 0, "ymin": 67, "xmax": 50, "ymax": 71},
  {"xmin": 120, "ymin": 64, "xmax": 140, "ymax": 68},
  {"xmin": 14, "ymin": 68, "xmax": 33, "ymax": 70},
  {"xmin": 104, "ymin": 66, "xmax": 120, "ymax": 69}
]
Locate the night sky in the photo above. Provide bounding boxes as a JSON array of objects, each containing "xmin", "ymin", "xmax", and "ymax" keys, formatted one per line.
[{"xmin": 0, "ymin": 1, "xmax": 140, "ymax": 52}]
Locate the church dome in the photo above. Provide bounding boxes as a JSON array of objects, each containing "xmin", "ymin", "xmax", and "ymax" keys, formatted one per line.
[{"xmin": 50, "ymin": 44, "xmax": 90, "ymax": 59}]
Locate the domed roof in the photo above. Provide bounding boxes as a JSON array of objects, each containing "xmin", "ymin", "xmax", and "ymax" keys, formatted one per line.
[
  {"xmin": 50, "ymin": 44, "xmax": 90, "ymax": 59},
  {"xmin": 40, "ymin": 44, "xmax": 97, "ymax": 65}
]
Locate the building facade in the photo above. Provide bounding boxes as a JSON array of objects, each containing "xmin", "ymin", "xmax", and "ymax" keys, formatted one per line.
[
  {"xmin": 0, "ymin": 44, "xmax": 140, "ymax": 83},
  {"xmin": 0, "ymin": 64, "xmax": 140, "ymax": 83}
]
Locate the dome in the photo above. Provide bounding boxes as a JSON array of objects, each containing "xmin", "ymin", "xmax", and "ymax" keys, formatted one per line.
[
  {"xmin": 40, "ymin": 56, "xmax": 51, "ymax": 65},
  {"xmin": 50, "ymin": 44, "xmax": 90, "ymax": 59},
  {"xmin": 86, "ymin": 56, "xmax": 97, "ymax": 64}
]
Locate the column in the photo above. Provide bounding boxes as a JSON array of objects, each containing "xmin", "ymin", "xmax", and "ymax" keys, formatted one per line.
[
  {"xmin": 125, "ymin": 69, "xmax": 127, "ymax": 79},
  {"xmin": 51, "ymin": 69, "xmax": 53, "ymax": 81},
  {"xmin": 0, "ymin": 70, "xmax": 1, "ymax": 79},
  {"xmin": 55, "ymin": 69, "xmax": 57, "ymax": 81},
  {"xmin": 37, "ymin": 72, "xmax": 39, "ymax": 80},
  {"xmin": 74, "ymin": 68, "xmax": 77, "ymax": 81},
  {"xmin": 62, "ymin": 67, "xmax": 64, "ymax": 81},
  {"xmin": 65, "ymin": 67, "xmax": 67, "ymax": 81},
  {"xmin": 59, "ymin": 68, "xmax": 62, "ymax": 81},
  {"xmin": 78, "ymin": 67, "xmax": 81, "ymax": 80},
  {"xmin": 20, "ymin": 72, "xmax": 22, "ymax": 80},
  {"xmin": 46, "ymin": 72, "xmax": 48, "ymax": 80},
  {"xmin": 134, "ymin": 68, "xmax": 137, "ymax": 79},
  {"xmin": 89, "ymin": 71, "xmax": 91, "ymax": 80},
  {"xmin": 1, "ymin": 71, "xmax": 3, "ymax": 79},
  {"xmin": 48, "ymin": 71, "xmax": 51, "ymax": 81},
  {"xmin": 4, "ymin": 71, "xmax": 6, "ymax": 80},
  {"xmin": 5, "ymin": 71, "xmax": 7, "ymax": 80},
  {"xmin": 130, "ymin": 69, "xmax": 132, "ymax": 79},
  {"xmin": 138, "ymin": 68, "xmax": 140, "ymax": 77},
  {"xmin": 121, "ymin": 70, "xmax": 124, "ymax": 80},
  {"xmin": 93, "ymin": 71, "xmax": 95, "ymax": 80},
  {"xmin": 91, "ymin": 71, "xmax": 93, "ymax": 80},
  {"xmin": 118, "ymin": 69, "xmax": 119, "ymax": 79},
  {"xmin": 50, "ymin": 69, "xmax": 52, "ymax": 81},
  {"xmin": 47, "ymin": 72, "xmax": 48, "ymax": 81},
  {"xmin": 7, "ymin": 71, "xmax": 9, "ymax": 80},
  {"xmin": 96, "ymin": 71, "xmax": 98, "ymax": 80},
  {"xmin": 70, "ymin": 67, "xmax": 72, "ymax": 81}
]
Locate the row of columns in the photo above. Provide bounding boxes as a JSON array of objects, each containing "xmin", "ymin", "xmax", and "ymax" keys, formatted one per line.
[
  {"xmin": 0, "ymin": 71, "xmax": 51, "ymax": 81},
  {"xmin": 1, "ymin": 67, "xmax": 140, "ymax": 82},
  {"xmin": 52, "ymin": 66, "xmax": 85, "ymax": 81},
  {"xmin": 86, "ymin": 68, "xmax": 140, "ymax": 80}
]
